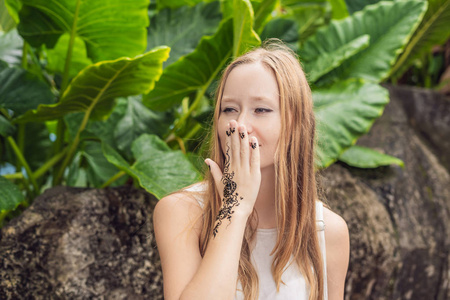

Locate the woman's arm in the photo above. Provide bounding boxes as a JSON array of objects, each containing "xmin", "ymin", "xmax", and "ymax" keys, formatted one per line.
[
  {"xmin": 323, "ymin": 207, "xmax": 350, "ymax": 300},
  {"xmin": 154, "ymin": 121, "xmax": 261, "ymax": 300},
  {"xmin": 153, "ymin": 193, "xmax": 250, "ymax": 300}
]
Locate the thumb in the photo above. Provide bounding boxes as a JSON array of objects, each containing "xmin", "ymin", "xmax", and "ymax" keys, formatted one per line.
[{"xmin": 205, "ymin": 159, "xmax": 223, "ymax": 198}]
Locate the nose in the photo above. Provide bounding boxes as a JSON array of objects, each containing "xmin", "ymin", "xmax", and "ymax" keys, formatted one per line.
[{"xmin": 236, "ymin": 111, "xmax": 253, "ymax": 134}]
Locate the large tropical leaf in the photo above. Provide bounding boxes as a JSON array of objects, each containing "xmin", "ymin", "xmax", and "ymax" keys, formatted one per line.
[
  {"xmin": 300, "ymin": 0, "xmax": 427, "ymax": 84},
  {"xmin": 0, "ymin": 115, "xmax": 15, "ymax": 137},
  {"xmin": 143, "ymin": 19, "xmax": 233, "ymax": 111},
  {"xmin": 302, "ymin": 34, "xmax": 369, "ymax": 82},
  {"xmin": 390, "ymin": 0, "xmax": 450, "ymax": 79},
  {"xmin": 45, "ymin": 33, "xmax": 92, "ymax": 78},
  {"xmin": 0, "ymin": 176, "xmax": 25, "ymax": 226},
  {"xmin": 1, "ymin": 0, "xmax": 16, "ymax": 32},
  {"xmin": 231, "ymin": 0, "xmax": 261, "ymax": 56},
  {"xmin": 113, "ymin": 96, "xmax": 173, "ymax": 157},
  {"xmin": 344, "ymin": 0, "xmax": 387, "ymax": 14},
  {"xmin": 252, "ymin": 0, "xmax": 278, "ymax": 33},
  {"xmin": 260, "ymin": 18, "xmax": 299, "ymax": 51},
  {"xmin": 15, "ymin": 47, "xmax": 170, "ymax": 123},
  {"xmin": 313, "ymin": 79, "xmax": 389, "ymax": 168},
  {"xmin": 0, "ymin": 61, "xmax": 54, "ymax": 116},
  {"xmin": 339, "ymin": 145, "xmax": 404, "ymax": 168},
  {"xmin": 0, "ymin": 29, "xmax": 22, "ymax": 65},
  {"xmin": 11, "ymin": 0, "xmax": 149, "ymax": 62},
  {"xmin": 103, "ymin": 134, "xmax": 201, "ymax": 199},
  {"xmin": 147, "ymin": 2, "xmax": 222, "ymax": 67},
  {"xmin": 157, "ymin": 0, "xmax": 205, "ymax": 10},
  {"xmin": 281, "ymin": 0, "xmax": 331, "ymax": 43},
  {"xmin": 329, "ymin": 0, "xmax": 348, "ymax": 20}
]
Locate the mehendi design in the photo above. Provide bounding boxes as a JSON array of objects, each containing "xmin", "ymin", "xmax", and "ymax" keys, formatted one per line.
[
  {"xmin": 213, "ymin": 144, "xmax": 243, "ymax": 238},
  {"xmin": 239, "ymin": 132, "xmax": 245, "ymax": 139},
  {"xmin": 251, "ymin": 142, "xmax": 257, "ymax": 149}
]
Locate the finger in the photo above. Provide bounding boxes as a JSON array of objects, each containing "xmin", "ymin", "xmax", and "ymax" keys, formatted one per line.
[
  {"xmin": 205, "ymin": 159, "xmax": 224, "ymax": 199},
  {"xmin": 238, "ymin": 124, "xmax": 249, "ymax": 170},
  {"xmin": 230, "ymin": 120, "xmax": 240, "ymax": 166},
  {"xmin": 250, "ymin": 136, "xmax": 260, "ymax": 172}
]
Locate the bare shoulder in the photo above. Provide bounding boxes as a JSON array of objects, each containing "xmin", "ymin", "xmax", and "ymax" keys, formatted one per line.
[
  {"xmin": 322, "ymin": 205, "xmax": 350, "ymax": 299},
  {"xmin": 322, "ymin": 206, "xmax": 349, "ymax": 241},
  {"xmin": 153, "ymin": 190, "xmax": 204, "ymax": 237},
  {"xmin": 153, "ymin": 190, "xmax": 205, "ymax": 299}
]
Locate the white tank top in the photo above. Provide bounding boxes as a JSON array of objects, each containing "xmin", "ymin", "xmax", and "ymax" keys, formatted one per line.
[{"xmin": 186, "ymin": 183, "xmax": 328, "ymax": 300}]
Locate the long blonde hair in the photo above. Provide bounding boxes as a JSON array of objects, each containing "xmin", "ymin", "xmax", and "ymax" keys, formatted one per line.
[{"xmin": 191, "ymin": 40, "xmax": 324, "ymax": 300}]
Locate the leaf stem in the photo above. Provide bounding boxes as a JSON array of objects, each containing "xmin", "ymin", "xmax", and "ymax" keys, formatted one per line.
[
  {"xmin": 60, "ymin": 0, "xmax": 82, "ymax": 95},
  {"xmin": 35, "ymin": 147, "xmax": 68, "ymax": 179},
  {"xmin": 100, "ymin": 171, "xmax": 126, "ymax": 188},
  {"xmin": 16, "ymin": 123, "xmax": 25, "ymax": 170},
  {"xmin": 7, "ymin": 136, "xmax": 39, "ymax": 195},
  {"xmin": 21, "ymin": 41, "xmax": 28, "ymax": 69}
]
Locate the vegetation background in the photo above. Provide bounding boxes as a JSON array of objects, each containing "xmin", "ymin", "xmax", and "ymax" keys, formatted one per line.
[{"xmin": 0, "ymin": 0, "xmax": 449, "ymax": 227}]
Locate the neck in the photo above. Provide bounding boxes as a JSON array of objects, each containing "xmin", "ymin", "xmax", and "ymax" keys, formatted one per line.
[{"xmin": 254, "ymin": 165, "xmax": 277, "ymax": 228}]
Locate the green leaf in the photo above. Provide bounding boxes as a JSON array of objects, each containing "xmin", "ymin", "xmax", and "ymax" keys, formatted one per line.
[
  {"xmin": 301, "ymin": 0, "xmax": 427, "ymax": 84},
  {"xmin": 157, "ymin": 0, "xmax": 205, "ymax": 10},
  {"xmin": 344, "ymin": 0, "xmax": 386, "ymax": 15},
  {"xmin": 1, "ymin": 0, "xmax": 17, "ymax": 32},
  {"xmin": 0, "ymin": 29, "xmax": 22, "ymax": 65},
  {"xmin": 147, "ymin": 2, "xmax": 222, "ymax": 67},
  {"xmin": 81, "ymin": 141, "xmax": 122, "ymax": 187},
  {"xmin": 0, "ymin": 62, "xmax": 54, "ymax": 116},
  {"xmin": 15, "ymin": 47, "xmax": 170, "ymax": 123},
  {"xmin": 339, "ymin": 145, "xmax": 404, "ymax": 168},
  {"xmin": 260, "ymin": 18, "xmax": 299, "ymax": 51},
  {"xmin": 282, "ymin": 1, "xmax": 330, "ymax": 44},
  {"xmin": 114, "ymin": 96, "xmax": 173, "ymax": 157},
  {"xmin": 22, "ymin": 122, "xmax": 52, "ymax": 170},
  {"xmin": 252, "ymin": 0, "xmax": 278, "ymax": 33},
  {"xmin": 143, "ymin": 19, "xmax": 233, "ymax": 111},
  {"xmin": 103, "ymin": 134, "xmax": 201, "ymax": 199},
  {"xmin": 232, "ymin": 0, "xmax": 261, "ymax": 56},
  {"xmin": 313, "ymin": 79, "xmax": 389, "ymax": 168},
  {"xmin": 46, "ymin": 33, "xmax": 92, "ymax": 78},
  {"xmin": 302, "ymin": 34, "xmax": 370, "ymax": 82},
  {"xmin": 16, "ymin": 0, "xmax": 149, "ymax": 62},
  {"xmin": 0, "ymin": 176, "xmax": 25, "ymax": 225},
  {"xmin": 390, "ymin": 0, "xmax": 450, "ymax": 79},
  {"xmin": 4, "ymin": 0, "xmax": 21, "ymax": 24},
  {"xmin": 329, "ymin": 0, "xmax": 348, "ymax": 20},
  {"xmin": 0, "ymin": 115, "xmax": 15, "ymax": 137}
]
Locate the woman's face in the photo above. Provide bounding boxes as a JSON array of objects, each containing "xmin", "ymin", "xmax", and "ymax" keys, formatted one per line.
[{"xmin": 218, "ymin": 62, "xmax": 281, "ymax": 170}]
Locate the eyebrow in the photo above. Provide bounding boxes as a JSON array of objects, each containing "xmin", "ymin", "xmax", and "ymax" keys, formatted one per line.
[{"xmin": 222, "ymin": 96, "xmax": 275, "ymax": 103}]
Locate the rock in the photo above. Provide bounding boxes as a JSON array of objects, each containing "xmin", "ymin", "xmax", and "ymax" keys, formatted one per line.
[
  {"xmin": 0, "ymin": 186, "xmax": 162, "ymax": 299},
  {"xmin": 320, "ymin": 84, "xmax": 450, "ymax": 300}
]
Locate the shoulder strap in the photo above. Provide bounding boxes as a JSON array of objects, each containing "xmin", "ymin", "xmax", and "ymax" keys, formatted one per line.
[
  {"xmin": 316, "ymin": 201, "xmax": 328, "ymax": 299},
  {"xmin": 316, "ymin": 201, "xmax": 325, "ymax": 231}
]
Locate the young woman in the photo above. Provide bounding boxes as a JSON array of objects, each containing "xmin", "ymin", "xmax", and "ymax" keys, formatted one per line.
[{"xmin": 153, "ymin": 41, "xmax": 350, "ymax": 300}]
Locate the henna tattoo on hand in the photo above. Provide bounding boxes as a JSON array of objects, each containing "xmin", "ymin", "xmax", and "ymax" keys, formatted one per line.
[
  {"xmin": 213, "ymin": 144, "xmax": 243, "ymax": 238},
  {"xmin": 251, "ymin": 142, "xmax": 257, "ymax": 149},
  {"xmin": 239, "ymin": 132, "xmax": 245, "ymax": 139}
]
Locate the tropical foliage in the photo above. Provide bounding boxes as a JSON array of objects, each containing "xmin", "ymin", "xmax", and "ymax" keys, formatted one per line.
[{"xmin": 1, "ymin": 0, "xmax": 449, "ymax": 226}]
